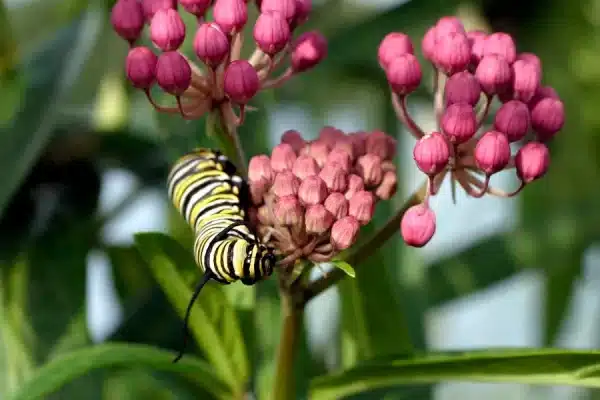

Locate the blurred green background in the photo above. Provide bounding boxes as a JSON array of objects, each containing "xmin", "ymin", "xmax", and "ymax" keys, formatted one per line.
[{"xmin": 0, "ymin": 0, "xmax": 598, "ymax": 399}]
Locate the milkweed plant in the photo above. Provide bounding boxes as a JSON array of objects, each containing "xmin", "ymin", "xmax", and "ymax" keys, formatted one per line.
[{"xmin": 111, "ymin": 0, "xmax": 565, "ymax": 398}]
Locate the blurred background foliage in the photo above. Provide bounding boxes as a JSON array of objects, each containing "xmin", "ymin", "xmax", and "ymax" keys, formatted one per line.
[{"xmin": 0, "ymin": 0, "xmax": 599, "ymax": 399}]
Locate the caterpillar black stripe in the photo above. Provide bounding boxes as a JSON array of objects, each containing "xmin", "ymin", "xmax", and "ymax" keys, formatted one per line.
[{"xmin": 167, "ymin": 148, "xmax": 275, "ymax": 362}]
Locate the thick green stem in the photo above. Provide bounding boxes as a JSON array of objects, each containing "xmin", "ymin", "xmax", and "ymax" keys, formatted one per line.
[
  {"xmin": 301, "ymin": 181, "xmax": 428, "ymax": 304},
  {"xmin": 272, "ymin": 290, "xmax": 302, "ymax": 400},
  {"xmin": 206, "ymin": 108, "xmax": 248, "ymax": 178}
]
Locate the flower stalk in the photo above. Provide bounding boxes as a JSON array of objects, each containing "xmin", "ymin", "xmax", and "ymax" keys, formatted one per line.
[{"xmin": 206, "ymin": 107, "xmax": 248, "ymax": 177}]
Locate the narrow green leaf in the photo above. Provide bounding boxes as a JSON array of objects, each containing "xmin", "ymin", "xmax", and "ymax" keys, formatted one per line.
[
  {"xmin": 332, "ymin": 261, "xmax": 356, "ymax": 278},
  {"xmin": 9, "ymin": 343, "xmax": 232, "ymax": 400},
  {"xmin": 133, "ymin": 232, "xmax": 249, "ymax": 392},
  {"xmin": 311, "ymin": 349, "xmax": 600, "ymax": 400}
]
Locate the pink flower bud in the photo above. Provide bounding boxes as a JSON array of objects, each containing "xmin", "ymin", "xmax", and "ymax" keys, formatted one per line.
[
  {"xmin": 331, "ymin": 139, "xmax": 355, "ymax": 160},
  {"xmin": 271, "ymin": 143, "xmax": 297, "ymax": 173},
  {"xmin": 475, "ymin": 55, "xmax": 512, "ymax": 95},
  {"xmin": 517, "ymin": 53, "xmax": 542, "ymax": 74},
  {"xmin": 530, "ymin": 97, "xmax": 565, "ymax": 142},
  {"xmin": 281, "ymin": 130, "xmax": 305, "ymax": 153},
  {"xmin": 293, "ymin": 0, "xmax": 312, "ymax": 26},
  {"xmin": 125, "ymin": 46, "xmax": 158, "ymax": 89},
  {"xmin": 433, "ymin": 31, "xmax": 471, "ymax": 75},
  {"xmin": 515, "ymin": 142, "xmax": 550, "ymax": 183},
  {"xmin": 344, "ymin": 174, "xmax": 364, "ymax": 200},
  {"xmin": 257, "ymin": 205, "xmax": 272, "ymax": 225},
  {"xmin": 483, "ymin": 32, "xmax": 517, "ymax": 64},
  {"xmin": 375, "ymin": 170, "xmax": 397, "ymax": 200},
  {"xmin": 213, "ymin": 0, "xmax": 248, "ymax": 34},
  {"xmin": 349, "ymin": 132, "xmax": 368, "ymax": 157},
  {"xmin": 224, "ymin": 60, "xmax": 260, "ymax": 104},
  {"xmin": 179, "ymin": 0, "xmax": 212, "ymax": 17},
  {"xmin": 474, "ymin": 131, "xmax": 511, "ymax": 175},
  {"xmin": 156, "ymin": 51, "xmax": 191, "ymax": 95},
  {"xmin": 385, "ymin": 53, "xmax": 422, "ymax": 95},
  {"xmin": 348, "ymin": 190, "xmax": 375, "ymax": 225},
  {"xmin": 254, "ymin": 11, "xmax": 291, "ymax": 55},
  {"xmin": 305, "ymin": 204, "xmax": 334, "ymax": 234},
  {"xmin": 324, "ymin": 192, "xmax": 348, "ymax": 220},
  {"xmin": 378, "ymin": 32, "xmax": 414, "ymax": 70},
  {"xmin": 250, "ymin": 177, "xmax": 270, "ymax": 205},
  {"xmin": 306, "ymin": 140, "xmax": 330, "ymax": 167},
  {"xmin": 413, "ymin": 132, "xmax": 450, "ymax": 176},
  {"xmin": 467, "ymin": 30, "xmax": 487, "ymax": 65},
  {"xmin": 356, "ymin": 154, "xmax": 383, "ymax": 187},
  {"xmin": 318, "ymin": 126, "xmax": 344, "ymax": 147},
  {"xmin": 441, "ymin": 103, "xmax": 477, "ymax": 144},
  {"xmin": 150, "ymin": 9, "xmax": 185, "ymax": 51},
  {"xmin": 400, "ymin": 204, "xmax": 436, "ymax": 248},
  {"xmin": 365, "ymin": 130, "xmax": 395, "ymax": 160},
  {"xmin": 249, "ymin": 154, "xmax": 274, "ymax": 184},
  {"xmin": 444, "ymin": 71, "xmax": 481, "ymax": 106},
  {"xmin": 111, "ymin": 0, "xmax": 144, "ymax": 43},
  {"xmin": 274, "ymin": 195, "xmax": 303, "ymax": 226},
  {"xmin": 493, "ymin": 100, "xmax": 530, "ymax": 142},
  {"xmin": 319, "ymin": 163, "xmax": 348, "ymax": 192},
  {"xmin": 291, "ymin": 31, "xmax": 327, "ymax": 72},
  {"xmin": 421, "ymin": 26, "xmax": 437, "ymax": 61},
  {"xmin": 435, "ymin": 16, "xmax": 465, "ymax": 37},
  {"xmin": 292, "ymin": 154, "xmax": 319, "ymax": 180},
  {"xmin": 331, "ymin": 216, "xmax": 360, "ymax": 250},
  {"xmin": 260, "ymin": 0, "xmax": 297, "ymax": 22},
  {"xmin": 142, "ymin": 0, "xmax": 176, "ymax": 22},
  {"xmin": 298, "ymin": 175, "xmax": 328, "ymax": 206},
  {"xmin": 511, "ymin": 59, "xmax": 541, "ymax": 103},
  {"xmin": 326, "ymin": 147, "xmax": 352, "ymax": 173},
  {"xmin": 528, "ymin": 86, "xmax": 559, "ymax": 109},
  {"xmin": 272, "ymin": 171, "xmax": 300, "ymax": 197},
  {"xmin": 194, "ymin": 23, "xmax": 230, "ymax": 68}
]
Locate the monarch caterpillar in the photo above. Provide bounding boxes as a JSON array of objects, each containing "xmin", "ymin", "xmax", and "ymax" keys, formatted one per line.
[{"xmin": 167, "ymin": 149, "xmax": 276, "ymax": 362}]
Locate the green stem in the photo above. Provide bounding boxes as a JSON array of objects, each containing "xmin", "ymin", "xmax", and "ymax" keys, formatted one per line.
[
  {"xmin": 301, "ymin": 181, "xmax": 428, "ymax": 304},
  {"xmin": 206, "ymin": 108, "xmax": 248, "ymax": 178}
]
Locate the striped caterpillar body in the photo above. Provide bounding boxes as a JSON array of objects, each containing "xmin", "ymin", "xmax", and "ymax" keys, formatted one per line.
[{"xmin": 167, "ymin": 149, "xmax": 275, "ymax": 362}]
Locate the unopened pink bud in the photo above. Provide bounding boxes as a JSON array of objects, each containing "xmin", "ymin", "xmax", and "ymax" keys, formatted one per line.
[
  {"xmin": 305, "ymin": 204, "xmax": 334, "ymax": 234},
  {"xmin": 511, "ymin": 59, "xmax": 541, "ymax": 103},
  {"xmin": 483, "ymin": 32, "xmax": 517, "ymax": 64},
  {"xmin": 475, "ymin": 55, "xmax": 512, "ymax": 95},
  {"xmin": 400, "ymin": 204, "xmax": 436, "ymax": 248},
  {"xmin": 444, "ymin": 71, "xmax": 481, "ymax": 106},
  {"xmin": 142, "ymin": 0, "xmax": 176, "ymax": 22},
  {"xmin": 356, "ymin": 154, "xmax": 383, "ymax": 187},
  {"xmin": 517, "ymin": 53, "xmax": 542, "ymax": 74},
  {"xmin": 528, "ymin": 86, "xmax": 559, "ymax": 109},
  {"xmin": 298, "ymin": 175, "xmax": 328, "ymax": 205},
  {"xmin": 292, "ymin": 154, "xmax": 319, "ymax": 180},
  {"xmin": 467, "ymin": 30, "xmax": 487, "ymax": 65},
  {"xmin": 254, "ymin": 11, "xmax": 291, "ymax": 55},
  {"xmin": 435, "ymin": 16, "xmax": 465, "ymax": 37},
  {"xmin": 291, "ymin": 31, "xmax": 327, "ymax": 72},
  {"xmin": 156, "ymin": 51, "xmax": 191, "ymax": 95},
  {"xmin": 493, "ymin": 100, "xmax": 530, "ymax": 142},
  {"xmin": 385, "ymin": 53, "xmax": 422, "ymax": 95},
  {"xmin": 324, "ymin": 192, "xmax": 348, "ymax": 220},
  {"xmin": 319, "ymin": 163, "xmax": 347, "ymax": 192},
  {"xmin": 441, "ymin": 103, "xmax": 477, "ymax": 144},
  {"xmin": 111, "ymin": 0, "xmax": 144, "ymax": 43},
  {"xmin": 349, "ymin": 132, "xmax": 368, "ymax": 157},
  {"xmin": 413, "ymin": 132, "xmax": 450, "ymax": 176},
  {"xmin": 250, "ymin": 177, "xmax": 270, "ymax": 205},
  {"xmin": 318, "ymin": 126, "xmax": 344, "ymax": 147},
  {"xmin": 281, "ymin": 130, "xmax": 305, "ymax": 153},
  {"xmin": 306, "ymin": 140, "xmax": 330, "ymax": 167},
  {"xmin": 326, "ymin": 148, "xmax": 352, "ymax": 173},
  {"xmin": 126, "ymin": 46, "xmax": 158, "ymax": 89},
  {"xmin": 249, "ymin": 154, "xmax": 274, "ymax": 184},
  {"xmin": 150, "ymin": 9, "xmax": 186, "ymax": 51},
  {"xmin": 515, "ymin": 142, "xmax": 550, "ymax": 183},
  {"xmin": 274, "ymin": 195, "xmax": 303, "ymax": 226},
  {"xmin": 179, "ymin": 0, "xmax": 212, "ymax": 17},
  {"xmin": 331, "ymin": 139, "xmax": 355, "ymax": 160},
  {"xmin": 378, "ymin": 32, "xmax": 414, "ymax": 70},
  {"xmin": 348, "ymin": 190, "xmax": 375, "ymax": 225},
  {"xmin": 433, "ymin": 31, "xmax": 471, "ymax": 75},
  {"xmin": 270, "ymin": 143, "xmax": 297, "ymax": 173},
  {"xmin": 375, "ymin": 170, "xmax": 397, "ymax": 200},
  {"xmin": 365, "ymin": 130, "xmax": 395, "ymax": 160},
  {"xmin": 331, "ymin": 216, "xmax": 360, "ymax": 250},
  {"xmin": 213, "ymin": 0, "xmax": 248, "ymax": 33},
  {"xmin": 344, "ymin": 174, "xmax": 364, "ymax": 200},
  {"xmin": 293, "ymin": 0, "xmax": 312, "ymax": 26},
  {"xmin": 260, "ymin": 0, "xmax": 297, "ymax": 22},
  {"xmin": 530, "ymin": 97, "xmax": 565, "ymax": 141},
  {"xmin": 194, "ymin": 23, "xmax": 230, "ymax": 68},
  {"xmin": 474, "ymin": 131, "xmax": 511, "ymax": 175},
  {"xmin": 272, "ymin": 171, "xmax": 300, "ymax": 197},
  {"xmin": 224, "ymin": 60, "xmax": 260, "ymax": 104},
  {"xmin": 421, "ymin": 26, "xmax": 437, "ymax": 62}
]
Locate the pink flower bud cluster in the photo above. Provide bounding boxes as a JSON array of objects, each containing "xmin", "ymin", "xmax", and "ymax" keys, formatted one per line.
[
  {"xmin": 378, "ymin": 16, "xmax": 565, "ymax": 248},
  {"xmin": 111, "ymin": 0, "xmax": 327, "ymax": 125},
  {"xmin": 247, "ymin": 127, "xmax": 398, "ymax": 266}
]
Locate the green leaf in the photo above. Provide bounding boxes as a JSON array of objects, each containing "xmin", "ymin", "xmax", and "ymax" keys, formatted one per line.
[
  {"xmin": 0, "ymin": 10, "xmax": 101, "ymax": 218},
  {"xmin": 133, "ymin": 232, "xmax": 249, "ymax": 393},
  {"xmin": 9, "ymin": 343, "xmax": 232, "ymax": 400},
  {"xmin": 332, "ymin": 261, "xmax": 356, "ymax": 278},
  {"xmin": 310, "ymin": 349, "xmax": 600, "ymax": 400}
]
